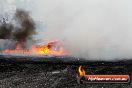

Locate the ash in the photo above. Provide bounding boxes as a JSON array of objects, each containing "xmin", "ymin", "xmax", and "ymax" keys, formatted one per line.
[{"xmin": 0, "ymin": 61, "xmax": 132, "ymax": 88}]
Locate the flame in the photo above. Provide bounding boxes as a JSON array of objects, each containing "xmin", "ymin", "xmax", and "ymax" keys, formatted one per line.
[
  {"xmin": 78, "ymin": 66, "xmax": 86, "ymax": 76},
  {"xmin": 2, "ymin": 40, "xmax": 67, "ymax": 56}
]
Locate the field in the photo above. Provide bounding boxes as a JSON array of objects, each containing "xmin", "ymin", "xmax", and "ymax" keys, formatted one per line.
[{"xmin": 0, "ymin": 56, "xmax": 132, "ymax": 88}]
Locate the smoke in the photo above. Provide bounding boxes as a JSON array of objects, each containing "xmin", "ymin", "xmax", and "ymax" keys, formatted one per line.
[
  {"xmin": 1, "ymin": 0, "xmax": 132, "ymax": 60},
  {"xmin": 0, "ymin": 9, "xmax": 36, "ymax": 49},
  {"xmin": 29, "ymin": 0, "xmax": 132, "ymax": 60},
  {"xmin": 13, "ymin": 9, "xmax": 36, "ymax": 48},
  {"xmin": 0, "ymin": 20, "xmax": 13, "ymax": 39}
]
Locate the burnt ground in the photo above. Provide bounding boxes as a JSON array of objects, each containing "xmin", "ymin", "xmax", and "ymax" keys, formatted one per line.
[{"xmin": 0, "ymin": 61, "xmax": 131, "ymax": 88}]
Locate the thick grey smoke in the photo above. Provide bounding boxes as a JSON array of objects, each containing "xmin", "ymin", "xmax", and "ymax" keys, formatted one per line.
[
  {"xmin": 1, "ymin": 0, "xmax": 132, "ymax": 60},
  {"xmin": 30, "ymin": 0, "xmax": 132, "ymax": 60},
  {"xmin": 0, "ymin": 9, "xmax": 36, "ymax": 49},
  {"xmin": 13, "ymin": 9, "xmax": 36, "ymax": 48}
]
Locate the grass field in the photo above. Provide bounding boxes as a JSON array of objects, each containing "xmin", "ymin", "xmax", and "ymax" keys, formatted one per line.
[{"xmin": 0, "ymin": 58, "xmax": 131, "ymax": 88}]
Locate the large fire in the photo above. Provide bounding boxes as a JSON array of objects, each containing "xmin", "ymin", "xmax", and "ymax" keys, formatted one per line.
[{"xmin": 2, "ymin": 41, "xmax": 67, "ymax": 56}]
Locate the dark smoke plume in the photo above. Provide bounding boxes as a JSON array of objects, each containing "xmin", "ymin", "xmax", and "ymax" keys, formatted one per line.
[
  {"xmin": 0, "ymin": 9, "xmax": 36, "ymax": 48},
  {"xmin": 0, "ymin": 18, "xmax": 14, "ymax": 39},
  {"xmin": 13, "ymin": 9, "xmax": 36, "ymax": 46}
]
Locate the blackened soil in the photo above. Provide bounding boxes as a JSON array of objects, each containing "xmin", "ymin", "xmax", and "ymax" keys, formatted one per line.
[{"xmin": 0, "ymin": 60, "xmax": 131, "ymax": 88}]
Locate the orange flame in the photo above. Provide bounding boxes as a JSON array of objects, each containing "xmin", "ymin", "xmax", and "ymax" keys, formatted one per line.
[
  {"xmin": 2, "ymin": 40, "xmax": 67, "ymax": 56},
  {"xmin": 78, "ymin": 66, "xmax": 86, "ymax": 76}
]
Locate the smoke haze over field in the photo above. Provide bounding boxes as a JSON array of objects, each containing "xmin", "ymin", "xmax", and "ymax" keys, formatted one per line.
[{"xmin": 1, "ymin": 0, "xmax": 132, "ymax": 60}]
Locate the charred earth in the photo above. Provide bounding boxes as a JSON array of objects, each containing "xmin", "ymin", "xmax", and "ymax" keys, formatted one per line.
[{"xmin": 0, "ymin": 55, "xmax": 132, "ymax": 88}]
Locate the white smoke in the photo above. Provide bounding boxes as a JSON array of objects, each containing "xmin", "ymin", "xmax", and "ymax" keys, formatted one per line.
[{"xmin": 1, "ymin": 0, "xmax": 132, "ymax": 60}]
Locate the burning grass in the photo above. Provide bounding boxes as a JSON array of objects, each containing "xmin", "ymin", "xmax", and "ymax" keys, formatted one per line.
[
  {"xmin": 0, "ymin": 9, "xmax": 68, "ymax": 56},
  {"xmin": 2, "ymin": 40, "xmax": 67, "ymax": 56}
]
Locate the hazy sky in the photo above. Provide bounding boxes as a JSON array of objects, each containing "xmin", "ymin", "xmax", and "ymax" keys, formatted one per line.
[{"xmin": 1, "ymin": 0, "xmax": 132, "ymax": 60}]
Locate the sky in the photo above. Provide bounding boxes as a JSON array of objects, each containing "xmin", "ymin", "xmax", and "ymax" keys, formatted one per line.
[{"xmin": 1, "ymin": 0, "xmax": 132, "ymax": 60}]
